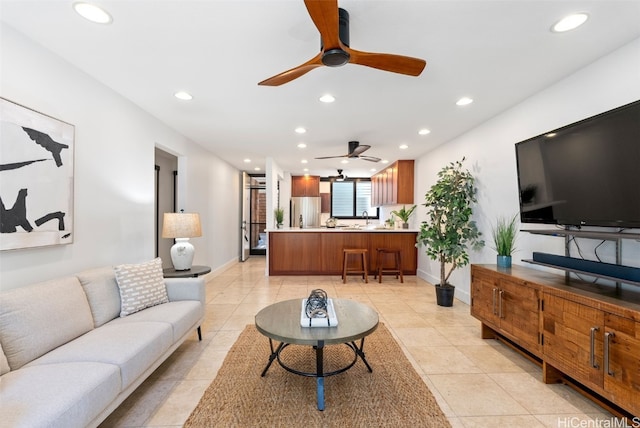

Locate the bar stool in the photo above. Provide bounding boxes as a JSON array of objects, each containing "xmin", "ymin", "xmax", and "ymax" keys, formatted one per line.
[
  {"xmin": 374, "ymin": 248, "xmax": 403, "ymax": 283},
  {"xmin": 342, "ymin": 249, "xmax": 369, "ymax": 284}
]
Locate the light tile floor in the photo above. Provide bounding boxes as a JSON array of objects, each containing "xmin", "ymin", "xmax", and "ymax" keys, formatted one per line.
[{"xmin": 101, "ymin": 257, "xmax": 618, "ymax": 428}]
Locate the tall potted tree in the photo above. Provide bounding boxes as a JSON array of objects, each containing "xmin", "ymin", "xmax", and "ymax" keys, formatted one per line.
[{"xmin": 417, "ymin": 158, "xmax": 484, "ymax": 306}]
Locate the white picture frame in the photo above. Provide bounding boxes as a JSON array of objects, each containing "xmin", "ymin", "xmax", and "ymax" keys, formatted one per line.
[{"xmin": 0, "ymin": 98, "xmax": 75, "ymax": 251}]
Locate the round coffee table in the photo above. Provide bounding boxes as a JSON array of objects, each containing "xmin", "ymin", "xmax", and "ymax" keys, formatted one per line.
[{"xmin": 255, "ymin": 298, "xmax": 379, "ymax": 410}]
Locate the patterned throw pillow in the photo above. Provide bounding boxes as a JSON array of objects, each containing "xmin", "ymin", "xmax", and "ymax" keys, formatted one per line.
[{"xmin": 114, "ymin": 258, "xmax": 169, "ymax": 317}]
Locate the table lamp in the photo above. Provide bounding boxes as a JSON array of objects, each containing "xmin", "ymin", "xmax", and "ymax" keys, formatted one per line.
[{"xmin": 162, "ymin": 211, "xmax": 202, "ymax": 270}]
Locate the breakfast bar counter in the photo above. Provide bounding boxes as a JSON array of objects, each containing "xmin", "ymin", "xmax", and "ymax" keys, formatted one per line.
[{"xmin": 267, "ymin": 227, "xmax": 418, "ymax": 276}]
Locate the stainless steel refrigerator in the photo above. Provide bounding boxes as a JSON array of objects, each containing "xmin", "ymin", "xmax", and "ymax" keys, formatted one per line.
[{"xmin": 290, "ymin": 197, "xmax": 321, "ymax": 228}]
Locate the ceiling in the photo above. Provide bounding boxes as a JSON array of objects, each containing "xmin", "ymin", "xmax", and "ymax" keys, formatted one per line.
[{"xmin": 2, "ymin": 1, "xmax": 639, "ymax": 178}]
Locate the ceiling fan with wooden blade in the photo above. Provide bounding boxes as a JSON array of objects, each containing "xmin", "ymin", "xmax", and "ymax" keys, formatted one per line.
[
  {"xmin": 258, "ymin": 0, "xmax": 426, "ymax": 86},
  {"xmin": 315, "ymin": 141, "xmax": 381, "ymax": 163}
]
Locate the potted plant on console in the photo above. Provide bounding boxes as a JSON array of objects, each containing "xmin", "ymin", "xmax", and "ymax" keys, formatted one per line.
[
  {"xmin": 392, "ymin": 205, "xmax": 417, "ymax": 229},
  {"xmin": 491, "ymin": 214, "xmax": 518, "ymax": 268},
  {"xmin": 417, "ymin": 158, "xmax": 484, "ymax": 306}
]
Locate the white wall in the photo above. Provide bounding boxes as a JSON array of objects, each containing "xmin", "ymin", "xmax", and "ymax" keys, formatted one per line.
[
  {"xmin": 415, "ymin": 37, "xmax": 640, "ymax": 304},
  {"xmin": 0, "ymin": 25, "xmax": 240, "ymax": 290}
]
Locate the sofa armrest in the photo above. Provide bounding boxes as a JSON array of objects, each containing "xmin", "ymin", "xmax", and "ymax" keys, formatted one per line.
[{"xmin": 164, "ymin": 278, "xmax": 205, "ymax": 306}]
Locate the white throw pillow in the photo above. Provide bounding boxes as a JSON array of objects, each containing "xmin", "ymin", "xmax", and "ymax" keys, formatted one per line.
[{"xmin": 114, "ymin": 258, "xmax": 169, "ymax": 317}]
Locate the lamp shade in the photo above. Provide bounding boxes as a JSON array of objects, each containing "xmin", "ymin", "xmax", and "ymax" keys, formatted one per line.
[{"xmin": 162, "ymin": 212, "xmax": 202, "ymax": 239}]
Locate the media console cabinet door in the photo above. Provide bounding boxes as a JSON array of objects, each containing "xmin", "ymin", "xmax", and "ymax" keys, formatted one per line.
[
  {"xmin": 603, "ymin": 314, "xmax": 640, "ymax": 416},
  {"xmin": 542, "ymin": 293, "xmax": 604, "ymax": 391},
  {"xmin": 499, "ymin": 278, "xmax": 541, "ymax": 353}
]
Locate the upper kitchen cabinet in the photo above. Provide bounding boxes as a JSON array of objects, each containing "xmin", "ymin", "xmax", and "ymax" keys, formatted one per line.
[
  {"xmin": 371, "ymin": 160, "xmax": 414, "ymax": 206},
  {"xmin": 291, "ymin": 175, "xmax": 320, "ymax": 197}
]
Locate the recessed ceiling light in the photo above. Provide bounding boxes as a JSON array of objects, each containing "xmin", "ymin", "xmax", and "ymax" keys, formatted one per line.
[
  {"xmin": 303, "ymin": 168, "xmax": 309, "ymax": 172},
  {"xmin": 341, "ymin": 159, "xmax": 349, "ymax": 164},
  {"xmin": 552, "ymin": 13, "xmax": 588, "ymax": 33},
  {"xmin": 297, "ymin": 143, "xmax": 307, "ymax": 148},
  {"xmin": 254, "ymin": 167, "xmax": 261, "ymax": 171},
  {"xmin": 456, "ymin": 97, "xmax": 473, "ymax": 106},
  {"xmin": 174, "ymin": 91, "xmax": 193, "ymax": 101},
  {"xmin": 73, "ymin": 2, "xmax": 112, "ymax": 24},
  {"xmin": 301, "ymin": 159, "xmax": 308, "ymax": 164},
  {"xmin": 399, "ymin": 144, "xmax": 409, "ymax": 150},
  {"xmin": 370, "ymin": 168, "xmax": 377, "ymax": 172},
  {"xmin": 295, "ymin": 127, "xmax": 307, "ymax": 134},
  {"xmin": 546, "ymin": 133, "xmax": 557, "ymax": 138},
  {"xmin": 418, "ymin": 128, "xmax": 431, "ymax": 136},
  {"xmin": 243, "ymin": 158, "xmax": 251, "ymax": 163},
  {"xmin": 381, "ymin": 160, "xmax": 389, "ymax": 164},
  {"xmin": 319, "ymin": 94, "xmax": 335, "ymax": 103}
]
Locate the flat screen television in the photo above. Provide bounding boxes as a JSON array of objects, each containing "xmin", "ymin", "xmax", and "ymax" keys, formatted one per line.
[{"xmin": 515, "ymin": 99, "xmax": 640, "ymax": 228}]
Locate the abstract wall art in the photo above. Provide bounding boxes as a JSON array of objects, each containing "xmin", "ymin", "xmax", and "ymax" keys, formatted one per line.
[{"xmin": 0, "ymin": 98, "xmax": 74, "ymax": 251}]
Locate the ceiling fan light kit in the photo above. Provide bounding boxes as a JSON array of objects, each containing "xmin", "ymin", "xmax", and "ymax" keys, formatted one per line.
[{"xmin": 258, "ymin": 0, "xmax": 426, "ymax": 86}]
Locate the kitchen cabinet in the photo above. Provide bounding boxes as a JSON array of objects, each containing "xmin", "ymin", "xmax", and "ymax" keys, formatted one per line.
[
  {"xmin": 268, "ymin": 230, "xmax": 417, "ymax": 275},
  {"xmin": 291, "ymin": 175, "xmax": 320, "ymax": 197},
  {"xmin": 470, "ymin": 264, "xmax": 640, "ymax": 417},
  {"xmin": 320, "ymin": 193, "xmax": 331, "ymax": 213},
  {"xmin": 371, "ymin": 160, "xmax": 414, "ymax": 206}
]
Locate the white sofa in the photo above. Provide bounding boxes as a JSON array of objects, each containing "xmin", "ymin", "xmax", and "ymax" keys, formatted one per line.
[{"xmin": 0, "ymin": 262, "xmax": 206, "ymax": 428}]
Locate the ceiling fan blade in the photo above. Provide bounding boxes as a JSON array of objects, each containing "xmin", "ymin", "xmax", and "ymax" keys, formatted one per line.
[
  {"xmin": 359, "ymin": 155, "xmax": 382, "ymax": 162},
  {"xmin": 314, "ymin": 155, "xmax": 347, "ymax": 160},
  {"xmin": 348, "ymin": 144, "xmax": 371, "ymax": 157},
  {"xmin": 258, "ymin": 53, "xmax": 324, "ymax": 86},
  {"xmin": 304, "ymin": 0, "xmax": 341, "ymax": 49},
  {"xmin": 346, "ymin": 47, "xmax": 426, "ymax": 76}
]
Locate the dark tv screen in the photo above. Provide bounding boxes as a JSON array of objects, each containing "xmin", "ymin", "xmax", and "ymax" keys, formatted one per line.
[{"xmin": 515, "ymin": 100, "xmax": 640, "ymax": 228}]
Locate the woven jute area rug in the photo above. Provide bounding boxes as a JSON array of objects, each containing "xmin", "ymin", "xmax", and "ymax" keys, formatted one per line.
[{"xmin": 184, "ymin": 323, "xmax": 451, "ymax": 427}]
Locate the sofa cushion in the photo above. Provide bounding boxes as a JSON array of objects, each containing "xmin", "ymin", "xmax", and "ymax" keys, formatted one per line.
[
  {"xmin": 0, "ymin": 361, "xmax": 120, "ymax": 428},
  {"xmin": 109, "ymin": 300, "xmax": 204, "ymax": 342},
  {"xmin": 0, "ymin": 276, "xmax": 94, "ymax": 370},
  {"xmin": 0, "ymin": 341, "xmax": 10, "ymax": 375},
  {"xmin": 27, "ymin": 321, "xmax": 173, "ymax": 390},
  {"xmin": 76, "ymin": 266, "xmax": 121, "ymax": 327},
  {"xmin": 114, "ymin": 258, "xmax": 168, "ymax": 317}
]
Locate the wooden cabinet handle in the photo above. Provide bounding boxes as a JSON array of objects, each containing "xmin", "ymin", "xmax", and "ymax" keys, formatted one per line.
[
  {"xmin": 590, "ymin": 327, "xmax": 599, "ymax": 369},
  {"xmin": 492, "ymin": 288, "xmax": 497, "ymax": 316},
  {"xmin": 604, "ymin": 331, "xmax": 615, "ymax": 376},
  {"xmin": 499, "ymin": 290, "xmax": 504, "ymax": 319}
]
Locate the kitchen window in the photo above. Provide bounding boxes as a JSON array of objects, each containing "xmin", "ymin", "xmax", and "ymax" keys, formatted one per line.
[{"xmin": 331, "ymin": 180, "xmax": 378, "ymax": 219}]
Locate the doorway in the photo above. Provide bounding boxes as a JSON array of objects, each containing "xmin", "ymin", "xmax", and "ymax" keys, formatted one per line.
[
  {"xmin": 155, "ymin": 148, "xmax": 177, "ymax": 268},
  {"xmin": 241, "ymin": 173, "xmax": 266, "ymax": 260}
]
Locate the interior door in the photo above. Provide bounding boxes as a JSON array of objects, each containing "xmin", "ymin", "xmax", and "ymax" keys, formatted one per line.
[{"xmin": 240, "ymin": 171, "xmax": 251, "ymax": 262}]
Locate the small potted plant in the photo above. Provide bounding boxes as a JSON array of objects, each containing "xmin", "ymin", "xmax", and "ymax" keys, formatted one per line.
[
  {"xmin": 417, "ymin": 158, "xmax": 484, "ymax": 306},
  {"xmin": 385, "ymin": 214, "xmax": 395, "ymax": 229},
  {"xmin": 391, "ymin": 205, "xmax": 417, "ymax": 229},
  {"xmin": 274, "ymin": 207, "xmax": 284, "ymax": 228},
  {"xmin": 491, "ymin": 214, "xmax": 518, "ymax": 268}
]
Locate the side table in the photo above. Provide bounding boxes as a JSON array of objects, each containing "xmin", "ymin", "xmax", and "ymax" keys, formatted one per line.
[{"xmin": 162, "ymin": 265, "xmax": 211, "ymax": 278}]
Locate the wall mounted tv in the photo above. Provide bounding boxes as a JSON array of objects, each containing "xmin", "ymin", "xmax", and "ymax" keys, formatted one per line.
[{"xmin": 515, "ymin": 99, "xmax": 640, "ymax": 228}]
